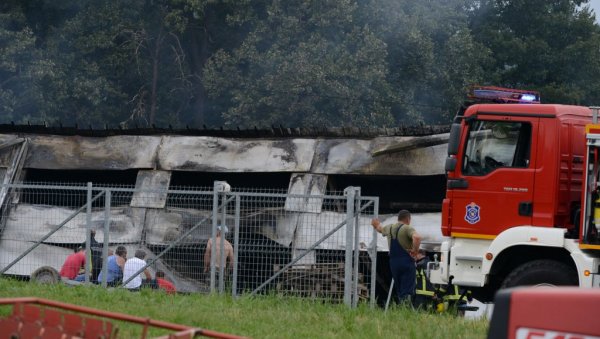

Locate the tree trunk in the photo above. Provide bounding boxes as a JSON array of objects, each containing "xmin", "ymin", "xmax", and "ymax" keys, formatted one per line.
[
  {"xmin": 149, "ymin": 29, "xmax": 164, "ymax": 126},
  {"xmin": 185, "ymin": 10, "xmax": 213, "ymax": 127}
]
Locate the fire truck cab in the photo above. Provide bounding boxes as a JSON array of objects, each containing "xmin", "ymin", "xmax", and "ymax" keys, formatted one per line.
[{"xmin": 428, "ymin": 87, "xmax": 600, "ymax": 301}]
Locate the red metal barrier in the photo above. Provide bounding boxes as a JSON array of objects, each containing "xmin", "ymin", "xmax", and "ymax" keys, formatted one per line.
[
  {"xmin": 0, "ymin": 297, "xmax": 248, "ymax": 339},
  {"xmin": 487, "ymin": 287, "xmax": 600, "ymax": 339}
]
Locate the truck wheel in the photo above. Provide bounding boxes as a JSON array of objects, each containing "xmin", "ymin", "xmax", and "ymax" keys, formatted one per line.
[
  {"xmin": 501, "ymin": 259, "xmax": 578, "ymax": 288},
  {"xmin": 30, "ymin": 266, "xmax": 60, "ymax": 284}
]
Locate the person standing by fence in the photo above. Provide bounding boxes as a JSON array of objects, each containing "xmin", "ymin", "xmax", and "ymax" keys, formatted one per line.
[
  {"xmin": 203, "ymin": 226, "xmax": 234, "ymax": 279},
  {"xmin": 371, "ymin": 209, "xmax": 422, "ymax": 305},
  {"xmin": 87, "ymin": 229, "xmax": 103, "ymax": 284}
]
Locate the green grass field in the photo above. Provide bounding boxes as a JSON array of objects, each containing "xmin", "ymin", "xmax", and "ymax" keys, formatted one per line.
[{"xmin": 0, "ymin": 278, "xmax": 488, "ymax": 338}]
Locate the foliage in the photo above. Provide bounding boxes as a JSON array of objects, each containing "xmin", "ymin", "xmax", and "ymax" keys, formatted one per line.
[
  {"xmin": 358, "ymin": 0, "xmax": 490, "ymax": 123},
  {"xmin": 469, "ymin": 0, "xmax": 600, "ymax": 105},
  {"xmin": 204, "ymin": 1, "xmax": 394, "ymax": 128},
  {"xmin": 0, "ymin": 4, "xmax": 52, "ymax": 123},
  {"xmin": 36, "ymin": 0, "xmax": 199, "ymax": 127},
  {"xmin": 0, "ymin": 278, "xmax": 489, "ymax": 338},
  {"xmin": 0, "ymin": 0, "xmax": 599, "ymax": 128}
]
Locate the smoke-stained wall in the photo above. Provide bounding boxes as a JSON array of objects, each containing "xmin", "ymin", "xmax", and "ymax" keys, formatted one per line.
[{"xmin": 0, "ymin": 133, "xmax": 447, "ymax": 175}]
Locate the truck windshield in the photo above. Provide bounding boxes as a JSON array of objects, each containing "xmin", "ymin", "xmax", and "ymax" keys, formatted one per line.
[{"xmin": 462, "ymin": 120, "xmax": 531, "ymax": 176}]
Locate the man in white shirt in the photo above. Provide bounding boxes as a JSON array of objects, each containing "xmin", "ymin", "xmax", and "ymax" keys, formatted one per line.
[{"xmin": 122, "ymin": 249, "xmax": 154, "ymax": 291}]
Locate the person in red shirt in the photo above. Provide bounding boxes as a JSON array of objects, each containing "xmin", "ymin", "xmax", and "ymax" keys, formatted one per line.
[
  {"xmin": 59, "ymin": 246, "xmax": 86, "ymax": 281},
  {"xmin": 155, "ymin": 270, "xmax": 176, "ymax": 294}
]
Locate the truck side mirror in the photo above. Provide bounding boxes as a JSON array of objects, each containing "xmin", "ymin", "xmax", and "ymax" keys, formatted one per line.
[
  {"xmin": 447, "ymin": 123, "xmax": 461, "ymax": 156},
  {"xmin": 445, "ymin": 156, "xmax": 457, "ymax": 172}
]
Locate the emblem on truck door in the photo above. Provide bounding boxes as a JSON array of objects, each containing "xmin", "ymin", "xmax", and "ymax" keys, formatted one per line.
[{"xmin": 465, "ymin": 202, "xmax": 481, "ymax": 224}]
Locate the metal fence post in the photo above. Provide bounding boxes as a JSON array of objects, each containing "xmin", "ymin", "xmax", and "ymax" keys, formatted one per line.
[
  {"xmin": 343, "ymin": 186, "xmax": 356, "ymax": 307},
  {"xmin": 352, "ymin": 188, "xmax": 361, "ymax": 308},
  {"xmin": 84, "ymin": 183, "xmax": 92, "ymax": 284},
  {"xmin": 103, "ymin": 189, "xmax": 111, "ymax": 286},
  {"xmin": 101, "ymin": 187, "xmax": 110, "ymax": 288},
  {"xmin": 211, "ymin": 181, "xmax": 230, "ymax": 293},
  {"xmin": 232, "ymin": 194, "xmax": 240, "ymax": 298},
  {"xmin": 370, "ymin": 197, "xmax": 379, "ymax": 308},
  {"xmin": 219, "ymin": 190, "xmax": 228, "ymax": 294},
  {"xmin": 210, "ymin": 182, "xmax": 219, "ymax": 293}
]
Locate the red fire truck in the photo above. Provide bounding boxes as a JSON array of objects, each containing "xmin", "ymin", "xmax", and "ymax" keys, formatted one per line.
[{"xmin": 428, "ymin": 86, "xmax": 600, "ymax": 301}]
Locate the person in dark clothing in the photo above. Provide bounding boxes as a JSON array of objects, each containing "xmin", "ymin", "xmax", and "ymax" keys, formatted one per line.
[
  {"xmin": 371, "ymin": 210, "xmax": 422, "ymax": 304},
  {"xmin": 84, "ymin": 229, "xmax": 103, "ymax": 283},
  {"xmin": 413, "ymin": 250, "xmax": 438, "ymax": 310}
]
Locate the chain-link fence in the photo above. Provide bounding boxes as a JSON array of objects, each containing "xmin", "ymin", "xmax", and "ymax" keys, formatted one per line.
[{"xmin": 0, "ymin": 181, "xmax": 378, "ymax": 307}]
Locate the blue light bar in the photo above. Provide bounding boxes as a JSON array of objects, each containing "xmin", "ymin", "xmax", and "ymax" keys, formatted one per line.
[
  {"xmin": 468, "ymin": 86, "xmax": 541, "ymax": 104},
  {"xmin": 520, "ymin": 94, "xmax": 537, "ymax": 102}
]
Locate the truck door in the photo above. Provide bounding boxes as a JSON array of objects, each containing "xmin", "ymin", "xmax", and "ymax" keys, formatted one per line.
[{"xmin": 449, "ymin": 117, "xmax": 538, "ymax": 237}]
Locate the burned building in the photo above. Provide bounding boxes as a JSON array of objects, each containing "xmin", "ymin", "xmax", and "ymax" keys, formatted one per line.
[{"xmin": 0, "ymin": 124, "xmax": 449, "ymax": 300}]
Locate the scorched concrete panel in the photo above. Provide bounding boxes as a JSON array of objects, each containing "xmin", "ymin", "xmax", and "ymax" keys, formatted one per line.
[
  {"xmin": 158, "ymin": 136, "xmax": 316, "ymax": 172},
  {"xmin": 311, "ymin": 136, "xmax": 447, "ymax": 175},
  {"xmin": 0, "ymin": 239, "xmax": 71, "ymax": 276},
  {"xmin": 3, "ymin": 204, "xmax": 144, "ymax": 244},
  {"xmin": 24, "ymin": 135, "xmax": 161, "ymax": 169}
]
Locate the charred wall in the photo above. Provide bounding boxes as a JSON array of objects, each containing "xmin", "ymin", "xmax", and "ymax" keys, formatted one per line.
[
  {"xmin": 20, "ymin": 169, "xmax": 138, "ymax": 207},
  {"xmin": 327, "ymin": 174, "xmax": 446, "ymax": 214}
]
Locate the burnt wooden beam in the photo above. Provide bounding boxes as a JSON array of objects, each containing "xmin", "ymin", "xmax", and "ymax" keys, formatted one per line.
[
  {"xmin": 0, "ymin": 138, "xmax": 25, "ymax": 152},
  {"xmin": 371, "ymin": 133, "xmax": 449, "ymax": 156},
  {"xmin": 389, "ymin": 202, "xmax": 443, "ymax": 212},
  {"xmin": 0, "ymin": 123, "xmax": 451, "ymax": 138}
]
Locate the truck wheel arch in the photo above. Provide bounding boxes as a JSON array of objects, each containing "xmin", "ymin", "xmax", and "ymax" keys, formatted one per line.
[
  {"xmin": 500, "ymin": 259, "xmax": 578, "ymax": 288},
  {"xmin": 482, "ymin": 226, "xmax": 571, "ymax": 277},
  {"xmin": 487, "ymin": 245, "xmax": 577, "ymax": 288}
]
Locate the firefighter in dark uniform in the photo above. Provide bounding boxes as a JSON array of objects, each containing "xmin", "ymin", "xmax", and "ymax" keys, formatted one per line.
[
  {"xmin": 372, "ymin": 210, "xmax": 422, "ymax": 304},
  {"xmin": 82, "ymin": 229, "xmax": 103, "ymax": 283},
  {"xmin": 436, "ymin": 282, "xmax": 471, "ymax": 314},
  {"xmin": 413, "ymin": 250, "xmax": 472, "ymax": 313},
  {"xmin": 413, "ymin": 250, "xmax": 437, "ymax": 310}
]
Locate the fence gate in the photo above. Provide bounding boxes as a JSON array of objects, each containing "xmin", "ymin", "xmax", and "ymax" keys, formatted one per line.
[{"xmin": 218, "ymin": 185, "xmax": 379, "ymax": 307}]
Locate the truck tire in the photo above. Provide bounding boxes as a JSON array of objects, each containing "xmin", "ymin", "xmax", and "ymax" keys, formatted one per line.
[
  {"xmin": 30, "ymin": 266, "xmax": 60, "ymax": 284},
  {"xmin": 501, "ymin": 259, "xmax": 578, "ymax": 288}
]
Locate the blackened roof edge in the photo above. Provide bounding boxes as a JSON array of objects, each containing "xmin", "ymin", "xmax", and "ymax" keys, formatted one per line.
[{"xmin": 0, "ymin": 123, "xmax": 451, "ymax": 138}]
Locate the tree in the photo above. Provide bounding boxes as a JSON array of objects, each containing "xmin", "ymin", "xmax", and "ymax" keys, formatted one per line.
[
  {"xmin": 16, "ymin": 0, "xmax": 254, "ymax": 128},
  {"xmin": 358, "ymin": 0, "xmax": 490, "ymax": 123},
  {"xmin": 204, "ymin": 0, "xmax": 395, "ymax": 128},
  {"xmin": 0, "ymin": 2, "xmax": 54, "ymax": 124},
  {"xmin": 468, "ymin": 0, "xmax": 600, "ymax": 105},
  {"xmin": 4, "ymin": 1, "xmax": 599, "ymax": 128},
  {"xmin": 36, "ymin": 0, "xmax": 201, "ymax": 127}
]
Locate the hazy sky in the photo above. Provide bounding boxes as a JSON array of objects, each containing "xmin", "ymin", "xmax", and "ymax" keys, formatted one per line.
[{"xmin": 589, "ymin": 0, "xmax": 600, "ymax": 21}]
